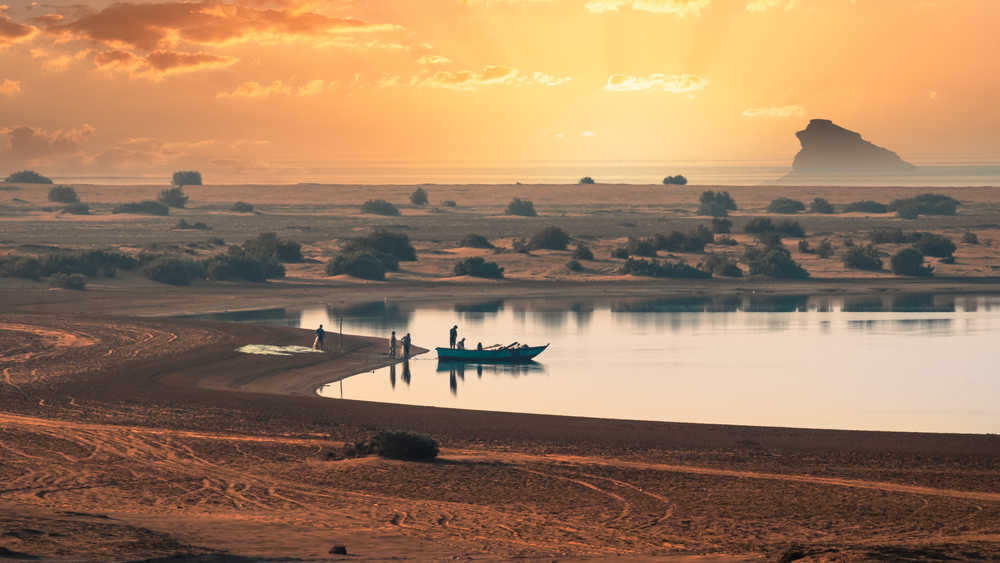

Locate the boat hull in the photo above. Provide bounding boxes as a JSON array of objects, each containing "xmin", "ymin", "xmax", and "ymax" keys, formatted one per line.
[{"xmin": 435, "ymin": 345, "xmax": 548, "ymax": 363}]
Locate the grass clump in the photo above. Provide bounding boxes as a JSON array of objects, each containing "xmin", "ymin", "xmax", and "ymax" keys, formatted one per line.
[
  {"xmin": 844, "ymin": 200, "xmax": 888, "ymax": 214},
  {"xmin": 176, "ymin": 219, "xmax": 211, "ymax": 230},
  {"xmin": 113, "ymin": 201, "xmax": 170, "ymax": 216},
  {"xmin": 572, "ymin": 244, "xmax": 594, "ymax": 260},
  {"xmin": 371, "ymin": 430, "xmax": 439, "ymax": 461},
  {"xmin": 810, "ymin": 197, "xmax": 834, "ymax": 214},
  {"xmin": 767, "ymin": 197, "xmax": 805, "ymax": 214},
  {"xmin": 48, "ymin": 185, "xmax": 79, "ymax": 203},
  {"xmin": 460, "ymin": 234, "xmax": 493, "ymax": 249},
  {"xmin": 529, "ymin": 226, "xmax": 570, "ymax": 250},
  {"xmin": 410, "ymin": 187, "xmax": 428, "ymax": 206},
  {"xmin": 231, "ymin": 201, "xmax": 254, "ymax": 213},
  {"xmin": 49, "ymin": 273, "xmax": 86, "ymax": 290},
  {"xmin": 61, "ymin": 202, "xmax": 90, "ymax": 215},
  {"xmin": 172, "ymin": 171, "xmax": 202, "ymax": 186},
  {"xmin": 700, "ymin": 254, "xmax": 743, "ymax": 277},
  {"xmin": 891, "ymin": 248, "xmax": 933, "ymax": 276},
  {"xmin": 5, "ymin": 170, "xmax": 52, "ymax": 184},
  {"xmin": 697, "ymin": 191, "xmax": 737, "ymax": 217},
  {"xmin": 361, "ymin": 199, "xmax": 401, "ymax": 216},
  {"xmin": 454, "ymin": 257, "xmax": 504, "ymax": 279},
  {"xmin": 889, "ymin": 194, "xmax": 959, "ymax": 217},
  {"xmin": 621, "ymin": 258, "xmax": 711, "ymax": 279},
  {"xmin": 343, "ymin": 230, "xmax": 417, "ymax": 262},
  {"xmin": 841, "ymin": 244, "xmax": 883, "ymax": 271},
  {"xmin": 715, "ymin": 235, "xmax": 738, "ymax": 246},
  {"xmin": 158, "ymin": 187, "xmax": 189, "ymax": 208},
  {"xmin": 662, "ymin": 174, "xmax": 687, "ymax": 185},
  {"xmin": 505, "ymin": 198, "xmax": 537, "ymax": 217},
  {"xmin": 441, "ymin": 200, "xmax": 457, "ymax": 207}
]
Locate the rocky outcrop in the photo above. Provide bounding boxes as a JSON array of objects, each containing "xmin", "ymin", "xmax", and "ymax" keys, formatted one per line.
[{"xmin": 789, "ymin": 119, "xmax": 915, "ymax": 175}]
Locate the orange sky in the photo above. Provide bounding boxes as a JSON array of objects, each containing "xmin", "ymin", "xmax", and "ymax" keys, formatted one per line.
[{"xmin": 0, "ymin": 0, "xmax": 996, "ymax": 180}]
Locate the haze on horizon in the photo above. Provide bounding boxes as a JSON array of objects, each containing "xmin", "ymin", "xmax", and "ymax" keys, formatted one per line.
[{"xmin": 0, "ymin": 0, "xmax": 996, "ymax": 181}]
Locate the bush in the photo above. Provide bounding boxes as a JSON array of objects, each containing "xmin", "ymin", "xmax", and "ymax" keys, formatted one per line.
[
  {"xmin": 0, "ymin": 256, "xmax": 42, "ymax": 280},
  {"xmin": 711, "ymin": 217, "xmax": 732, "ymax": 234},
  {"xmin": 914, "ymin": 233, "xmax": 956, "ymax": 258},
  {"xmin": 203, "ymin": 252, "xmax": 281, "ymax": 282},
  {"xmin": 700, "ymin": 254, "xmax": 742, "ymax": 277},
  {"xmin": 208, "ymin": 237, "xmax": 225, "ymax": 246},
  {"xmin": 940, "ymin": 255, "xmax": 955, "ymax": 264},
  {"xmin": 113, "ymin": 201, "xmax": 170, "ymax": 216},
  {"xmin": 815, "ymin": 239, "xmax": 834, "ymax": 258},
  {"xmin": 841, "ymin": 244, "xmax": 883, "ymax": 271},
  {"xmin": 361, "ymin": 199, "xmax": 400, "ymax": 216},
  {"xmin": 231, "ymin": 201, "xmax": 254, "ymax": 213},
  {"xmin": 371, "ymin": 430, "xmax": 439, "ymax": 461},
  {"xmin": 48, "ymin": 185, "xmax": 79, "ymax": 203},
  {"xmin": 506, "ymin": 198, "xmax": 536, "ymax": 217},
  {"xmin": 610, "ymin": 247, "xmax": 629, "ymax": 259},
  {"xmin": 869, "ymin": 227, "xmax": 914, "ymax": 244},
  {"xmin": 767, "ymin": 197, "xmax": 805, "ymax": 214},
  {"xmin": 698, "ymin": 191, "xmax": 737, "ymax": 217},
  {"xmin": 176, "ymin": 219, "xmax": 211, "ymax": 230},
  {"xmin": 158, "ymin": 187, "xmax": 189, "ymax": 208},
  {"xmin": 715, "ymin": 235, "xmax": 738, "ymax": 246},
  {"xmin": 663, "ymin": 175, "xmax": 687, "ymax": 185},
  {"xmin": 743, "ymin": 246, "xmax": 809, "ymax": 279},
  {"xmin": 625, "ymin": 237, "xmax": 657, "ymax": 257},
  {"xmin": 143, "ymin": 257, "xmax": 205, "ymax": 285},
  {"xmin": 460, "ymin": 234, "xmax": 493, "ymax": 249},
  {"xmin": 579, "ymin": 176, "xmax": 595, "ymax": 184},
  {"xmin": 512, "ymin": 238, "xmax": 531, "ymax": 253},
  {"xmin": 326, "ymin": 253, "xmax": 387, "ymax": 280},
  {"xmin": 843, "ymin": 200, "xmax": 888, "ymax": 214},
  {"xmin": 454, "ymin": 257, "xmax": 504, "ymax": 279},
  {"xmin": 744, "ymin": 218, "xmax": 805, "ymax": 237},
  {"xmin": 441, "ymin": 200, "xmax": 457, "ymax": 207},
  {"xmin": 410, "ymin": 187, "xmax": 428, "ymax": 206},
  {"xmin": 50, "ymin": 273, "xmax": 86, "ymax": 290},
  {"xmin": 343, "ymin": 230, "xmax": 416, "ymax": 262},
  {"xmin": 243, "ymin": 232, "xmax": 303, "ymax": 262},
  {"xmin": 172, "ymin": 170, "xmax": 202, "ymax": 186},
  {"xmin": 962, "ymin": 231, "xmax": 980, "ymax": 244},
  {"xmin": 573, "ymin": 244, "xmax": 594, "ymax": 260},
  {"xmin": 889, "ymin": 194, "xmax": 959, "ymax": 217},
  {"xmin": 654, "ymin": 228, "xmax": 711, "ymax": 253},
  {"xmin": 891, "ymin": 248, "xmax": 933, "ymax": 276},
  {"xmin": 621, "ymin": 258, "xmax": 711, "ymax": 279},
  {"xmin": 797, "ymin": 240, "xmax": 811, "ymax": 253},
  {"xmin": 810, "ymin": 197, "xmax": 834, "ymax": 214},
  {"xmin": 566, "ymin": 259, "xmax": 584, "ymax": 272},
  {"xmin": 529, "ymin": 226, "xmax": 570, "ymax": 250},
  {"xmin": 62, "ymin": 202, "xmax": 90, "ymax": 215},
  {"xmin": 5, "ymin": 170, "xmax": 52, "ymax": 184},
  {"xmin": 896, "ymin": 204, "xmax": 920, "ymax": 219}
]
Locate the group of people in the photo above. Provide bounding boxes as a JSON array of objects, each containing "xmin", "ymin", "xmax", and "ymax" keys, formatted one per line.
[
  {"xmin": 388, "ymin": 331, "xmax": 412, "ymax": 359},
  {"xmin": 315, "ymin": 323, "xmax": 480, "ymax": 358},
  {"xmin": 450, "ymin": 325, "xmax": 483, "ymax": 351}
]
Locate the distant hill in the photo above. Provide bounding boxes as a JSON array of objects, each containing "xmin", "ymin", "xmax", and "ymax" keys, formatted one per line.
[{"xmin": 787, "ymin": 119, "xmax": 915, "ymax": 176}]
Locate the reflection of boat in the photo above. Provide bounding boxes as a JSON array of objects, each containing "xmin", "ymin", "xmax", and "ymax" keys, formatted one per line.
[
  {"xmin": 435, "ymin": 360, "xmax": 545, "ymax": 376},
  {"xmin": 435, "ymin": 344, "xmax": 548, "ymax": 362}
]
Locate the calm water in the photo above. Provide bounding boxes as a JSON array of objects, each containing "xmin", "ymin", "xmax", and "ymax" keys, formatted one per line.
[{"xmin": 204, "ymin": 294, "xmax": 1000, "ymax": 434}]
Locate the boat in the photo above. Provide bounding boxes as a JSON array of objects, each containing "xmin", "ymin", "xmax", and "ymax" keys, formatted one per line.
[{"xmin": 435, "ymin": 343, "xmax": 548, "ymax": 363}]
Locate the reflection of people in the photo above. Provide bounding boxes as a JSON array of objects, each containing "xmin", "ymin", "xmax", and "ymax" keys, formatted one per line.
[
  {"xmin": 457, "ymin": 337, "xmax": 466, "ymax": 350},
  {"xmin": 313, "ymin": 325, "xmax": 325, "ymax": 350},
  {"xmin": 389, "ymin": 331, "xmax": 397, "ymax": 358},
  {"xmin": 402, "ymin": 360, "xmax": 411, "ymax": 386},
  {"xmin": 449, "ymin": 370, "xmax": 457, "ymax": 395},
  {"xmin": 389, "ymin": 363, "xmax": 396, "ymax": 389},
  {"xmin": 401, "ymin": 333, "xmax": 411, "ymax": 358},
  {"xmin": 449, "ymin": 325, "xmax": 458, "ymax": 348}
]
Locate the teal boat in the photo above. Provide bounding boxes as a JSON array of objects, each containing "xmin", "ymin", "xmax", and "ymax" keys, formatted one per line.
[{"xmin": 435, "ymin": 343, "xmax": 548, "ymax": 363}]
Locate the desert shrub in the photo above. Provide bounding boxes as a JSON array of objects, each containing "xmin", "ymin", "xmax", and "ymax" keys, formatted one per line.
[
  {"xmin": 767, "ymin": 197, "xmax": 805, "ymax": 214},
  {"xmin": 753, "ymin": 231, "xmax": 785, "ymax": 250},
  {"xmin": 40, "ymin": 250, "xmax": 137, "ymax": 278},
  {"xmin": 914, "ymin": 233, "xmax": 956, "ymax": 258},
  {"xmin": 896, "ymin": 205, "xmax": 920, "ymax": 219},
  {"xmin": 231, "ymin": 201, "xmax": 254, "ymax": 213},
  {"xmin": 410, "ymin": 187, "xmax": 428, "ymax": 206},
  {"xmin": 573, "ymin": 244, "xmax": 594, "ymax": 260},
  {"xmin": 711, "ymin": 217, "xmax": 732, "ymax": 234},
  {"xmin": 0, "ymin": 256, "xmax": 42, "ymax": 280},
  {"xmin": 203, "ymin": 252, "xmax": 281, "ymax": 282},
  {"xmin": 889, "ymin": 193, "xmax": 959, "ymax": 217},
  {"xmin": 529, "ymin": 226, "xmax": 570, "ymax": 250},
  {"xmin": 460, "ymin": 234, "xmax": 493, "ymax": 249},
  {"xmin": 62, "ymin": 202, "xmax": 90, "ymax": 215},
  {"xmin": 113, "ymin": 201, "xmax": 170, "ymax": 216},
  {"xmin": 841, "ymin": 244, "xmax": 883, "ymax": 271},
  {"xmin": 371, "ymin": 430, "xmax": 439, "ymax": 461},
  {"xmin": 5, "ymin": 170, "xmax": 52, "ymax": 184},
  {"xmin": 744, "ymin": 217, "xmax": 774, "ymax": 234},
  {"xmin": 48, "ymin": 185, "xmax": 79, "ymax": 203},
  {"xmin": 142, "ymin": 257, "xmax": 205, "ymax": 285},
  {"xmin": 343, "ymin": 230, "xmax": 416, "ymax": 262},
  {"xmin": 743, "ymin": 246, "xmax": 809, "ymax": 279},
  {"xmin": 869, "ymin": 227, "xmax": 915, "ymax": 244},
  {"xmin": 361, "ymin": 199, "xmax": 400, "ymax": 216},
  {"xmin": 843, "ymin": 237, "xmax": 855, "ymax": 247},
  {"xmin": 698, "ymin": 191, "xmax": 737, "ymax": 217},
  {"xmin": 662, "ymin": 175, "xmax": 687, "ymax": 185},
  {"xmin": 941, "ymin": 256, "xmax": 956, "ymax": 264},
  {"xmin": 566, "ymin": 259, "xmax": 584, "ymax": 272},
  {"xmin": 610, "ymin": 247, "xmax": 629, "ymax": 259},
  {"xmin": 715, "ymin": 235, "xmax": 738, "ymax": 246},
  {"xmin": 844, "ymin": 200, "xmax": 888, "ymax": 214},
  {"xmin": 891, "ymin": 248, "xmax": 933, "ymax": 276},
  {"xmin": 621, "ymin": 258, "xmax": 711, "ymax": 279},
  {"xmin": 809, "ymin": 197, "xmax": 834, "ymax": 214},
  {"xmin": 49, "ymin": 273, "xmax": 86, "ymax": 290},
  {"xmin": 243, "ymin": 232, "xmax": 303, "ymax": 262},
  {"xmin": 441, "ymin": 200, "xmax": 457, "ymax": 207},
  {"xmin": 512, "ymin": 238, "xmax": 531, "ymax": 253},
  {"xmin": 744, "ymin": 218, "xmax": 805, "ymax": 237},
  {"xmin": 579, "ymin": 176, "xmax": 595, "ymax": 184},
  {"xmin": 625, "ymin": 237, "xmax": 657, "ymax": 257},
  {"xmin": 655, "ymin": 228, "xmax": 711, "ymax": 253},
  {"xmin": 176, "ymin": 219, "xmax": 211, "ymax": 230},
  {"xmin": 326, "ymin": 253, "xmax": 387, "ymax": 280},
  {"xmin": 962, "ymin": 231, "xmax": 980, "ymax": 244},
  {"xmin": 454, "ymin": 257, "xmax": 504, "ymax": 279},
  {"xmin": 172, "ymin": 170, "xmax": 202, "ymax": 186},
  {"xmin": 797, "ymin": 240, "xmax": 811, "ymax": 253},
  {"xmin": 158, "ymin": 187, "xmax": 189, "ymax": 208},
  {"xmin": 700, "ymin": 254, "xmax": 743, "ymax": 277},
  {"xmin": 505, "ymin": 198, "xmax": 537, "ymax": 217},
  {"xmin": 815, "ymin": 239, "xmax": 834, "ymax": 258}
]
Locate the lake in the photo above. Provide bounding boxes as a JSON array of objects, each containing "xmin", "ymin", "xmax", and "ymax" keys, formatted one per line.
[{"xmin": 204, "ymin": 294, "xmax": 1000, "ymax": 434}]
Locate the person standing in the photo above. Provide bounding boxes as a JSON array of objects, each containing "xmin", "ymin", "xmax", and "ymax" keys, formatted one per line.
[
  {"xmin": 401, "ymin": 333, "xmax": 411, "ymax": 359},
  {"xmin": 389, "ymin": 331, "xmax": 397, "ymax": 358},
  {"xmin": 313, "ymin": 324, "xmax": 325, "ymax": 350},
  {"xmin": 449, "ymin": 325, "xmax": 458, "ymax": 348}
]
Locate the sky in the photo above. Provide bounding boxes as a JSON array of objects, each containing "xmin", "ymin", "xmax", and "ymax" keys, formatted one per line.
[{"xmin": 0, "ymin": 0, "xmax": 997, "ymax": 181}]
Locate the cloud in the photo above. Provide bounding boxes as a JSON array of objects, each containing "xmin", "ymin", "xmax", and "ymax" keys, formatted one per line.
[
  {"xmin": 585, "ymin": 0, "xmax": 710, "ymax": 16},
  {"xmin": 377, "ymin": 73, "xmax": 401, "ymax": 87},
  {"xmin": 741, "ymin": 105, "xmax": 805, "ymax": 117},
  {"xmin": 745, "ymin": 0, "xmax": 798, "ymax": 11},
  {"xmin": 604, "ymin": 73, "xmax": 708, "ymax": 93},
  {"xmin": 216, "ymin": 78, "xmax": 329, "ymax": 97},
  {"xmin": 0, "ymin": 13, "xmax": 37, "ymax": 46},
  {"xmin": 0, "ymin": 78, "xmax": 21, "ymax": 95},
  {"xmin": 92, "ymin": 48, "xmax": 236, "ymax": 78},
  {"xmin": 417, "ymin": 54, "xmax": 451, "ymax": 65},
  {"xmin": 0, "ymin": 123, "xmax": 95, "ymax": 165},
  {"xmin": 528, "ymin": 71, "xmax": 570, "ymax": 86},
  {"xmin": 415, "ymin": 65, "xmax": 519, "ymax": 90}
]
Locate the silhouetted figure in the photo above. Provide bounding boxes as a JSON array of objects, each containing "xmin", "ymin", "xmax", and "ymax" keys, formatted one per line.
[
  {"xmin": 313, "ymin": 324, "xmax": 325, "ymax": 350},
  {"xmin": 449, "ymin": 325, "xmax": 458, "ymax": 348},
  {"xmin": 476, "ymin": 342, "xmax": 483, "ymax": 351},
  {"xmin": 402, "ymin": 360, "xmax": 411, "ymax": 386},
  {"xmin": 401, "ymin": 333, "xmax": 411, "ymax": 359},
  {"xmin": 389, "ymin": 331, "xmax": 397, "ymax": 358},
  {"xmin": 457, "ymin": 337, "xmax": 466, "ymax": 350}
]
